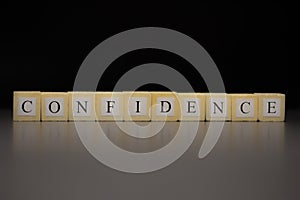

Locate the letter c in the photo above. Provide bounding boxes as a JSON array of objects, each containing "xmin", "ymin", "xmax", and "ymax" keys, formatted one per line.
[
  {"xmin": 240, "ymin": 101, "xmax": 251, "ymax": 114},
  {"xmin": 21, "ymin": 100, "xmax": 33, "ymax": 113}
]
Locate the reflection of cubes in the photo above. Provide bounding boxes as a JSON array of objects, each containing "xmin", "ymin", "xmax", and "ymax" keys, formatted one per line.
[
  {"xmin": 68, "ymin": 92, "xmax": 96, "ymax": 121},
  {"xmin": 206, "ymin": 93, "xmax": 231, "ymax": 121},
  {"xmin": 13, "ymin": 91, "xmax": 41, "ymax": 121},
  {"xmin": 231, "ymin": 94, "xmax": 258, "ymax": 121},
  {"xmin": 95, "ymin": 92, "xmax": 124, "ymax": 121},
  {"xmin": 123, "ymin": 92, "xmax": 151, "ymax": 121},
  {"xmin": 178, "ymin": 93, "xmax": 206, "ymax": 121},
  {"xmin": 151, "ymin": 92, "xmax": 180, "ymax": 121},
  {"xmin": 257, "ymin": 93, "xmax": 285, "ymax": 121},
  {"xmin": 41, "ymin": 92, "xmax": 68, "ymax": 121}
]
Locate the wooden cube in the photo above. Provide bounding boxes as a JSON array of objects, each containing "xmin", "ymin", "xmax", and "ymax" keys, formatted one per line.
[
  {"xmin": 123, "ymin": 91, "xmax": 151, "ymax": 121},
  {"xmin": 151, "ymin": 92, "xmax": 180, "ymax": 121},
  {"xmin": 257, "ymin": 93, "xmax": 285, "ymax": 121},
  {"xmin": 13, "ymin": 91, "xmax": 41, "ymax": 121},
  {"xmin": 95, "ymin": 92, "xmax": 124, "ymax": 121},
  {"xmin": 41, "ymin": 92, "xmax": 68, "ymax": 121},
  {"xmin": 231, "ymin": 94, "xmax": 258, "ymax": 121},
  {"xmin": 206, "ymin": 93, "xmax": 231, "ymax": 121},
  {"xmin": 68, "ymin": 92, "xmax": 96, "ymax": 121},
  {"xmin": 178, "ymin": 93, "xmax": 206, "ymax": 121}
]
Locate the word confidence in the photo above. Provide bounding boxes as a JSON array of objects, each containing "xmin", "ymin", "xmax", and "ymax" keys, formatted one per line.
[{"xmin": 13, "ymin": 92, "xmax": 285, "ymax": 122}]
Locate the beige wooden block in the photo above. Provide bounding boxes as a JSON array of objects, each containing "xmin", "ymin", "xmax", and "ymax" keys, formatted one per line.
[
  {"xmin": 206, "ymin": 93, "xmax": 231, "ymax": 121},
  {"xmin": 95, "ymin": 92, "xmax": 124, "ymax": 121},
  {"xmin": 231, "ymin": 94, "xmax": 258, "ymax": 121},
  {"xmin": 41, "ymin": 92, "xmax": 68, "ymax": 121},
  {"xmin": 68, "ymin": 92, "xmax": 96, "ymax": 121},
  {"xmin": 257, "ymin": 93, "xmax": 285, "ymax": 121},
  {"xmin": 151, "ymin": 92, "xmax": 180, "ymax": 121},
  {"xmin": 178, "ymin": 93, "xmax": 206, "ymax": 121},
  {"xmin": 13, "ymin": 91, "xmax": 41, "ymax": 121},
  {"xmin": 123, "ymin": 91, "xmax": 151, "ymax": 121}
]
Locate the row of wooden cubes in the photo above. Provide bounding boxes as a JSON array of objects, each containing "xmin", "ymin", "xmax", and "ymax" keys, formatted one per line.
[{"xmin": 13, "ymin": 92, "xmax": 285, "ymax": 122}]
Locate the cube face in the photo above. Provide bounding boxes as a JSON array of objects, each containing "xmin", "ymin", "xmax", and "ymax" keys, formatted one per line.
[
  {"xmin": 68, "ymin": 92, "xmax": 96, "ymax": 121},
  {"xmin": 151, "ymin": 92, "xmax": 180, "ymax": 121},
  {"xmin": 13, "ymin": 91, "xmax": 41, "ymax": 121},
  {"xmin": 95, "ymin": 92, "xmax": 124, "ymax": 121},
  {"xmin": 41, "ymin": 92, "xmax": 68, "ymax": 121},
  {"xmin": 231, "ymin": 94, "xmax": 258, "ymax": 121},
  {"xmin": 206, "ymin": 93, "xmax": 231, "ymax": 121},
  {"xmin": 123, "ymin": 92, "xmax": 151, "ymax": 121},
  {"xmin": 178, "ymin": 93, "xmax": 206, "ymax": 121},
  {"xmin": 258, "ymin": 93, "xmax": 285, "ymax": 121}
]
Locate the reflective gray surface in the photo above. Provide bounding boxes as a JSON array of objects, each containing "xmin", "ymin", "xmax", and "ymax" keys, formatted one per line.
[{"xmin": 1, "ymin": 109, "xmax": 300, "ymax": 200}]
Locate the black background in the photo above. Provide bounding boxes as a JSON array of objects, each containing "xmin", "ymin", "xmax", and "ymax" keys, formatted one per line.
[{"xmin": 0, "ymin": 3, "xmax": 293, "ymax": 109}]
